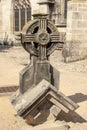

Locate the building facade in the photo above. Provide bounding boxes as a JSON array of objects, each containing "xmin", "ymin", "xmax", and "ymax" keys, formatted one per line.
[
  {"xmin": 0, "ymin": 0, "xmax": 68, "ymax": 43},
  {"xmin": 0, "ymin": 0, "xmax": 38, "ymax": 43},
  {"xmin": 63, "ymin": 0, "xmax": 87, "ymax": 62},
  {"xmin": 0, "ymin": 0, "xmax": 87, "ymax": 61}
]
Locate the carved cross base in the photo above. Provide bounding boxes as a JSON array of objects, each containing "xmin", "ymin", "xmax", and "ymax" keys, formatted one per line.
[
  {"xmin": 19, "ymin": 58, "xmax": 59, "ymax": 94},
  {"xmin": 11, "ymin": 80, "xmax": 78, "ymax": 126}
]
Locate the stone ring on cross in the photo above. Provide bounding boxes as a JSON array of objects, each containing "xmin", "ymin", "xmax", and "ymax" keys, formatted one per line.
[{"xmin": 19, "ymin": 15, "xmax": 60, "ymax": 57}]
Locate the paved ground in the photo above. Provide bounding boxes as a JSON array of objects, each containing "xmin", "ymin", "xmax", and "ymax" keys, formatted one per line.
[{"xmin": 0, "ymin": 46, "xmax": 87, "ymax": 130}]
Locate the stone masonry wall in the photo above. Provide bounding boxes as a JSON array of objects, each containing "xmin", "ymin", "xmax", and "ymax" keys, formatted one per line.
[
  {"xmin": 0, "ymin": 2, "xmax": 2, "ymax": 42},
  {"xmin": 62, "ymin": 1, "xmax": 87, "ymax": 62},
  {"xmin": 0, "ymin": 0, "xmax": 14, "ymax": 42},
  {"xmin": 0, "ymin": 0, "xmax": 39, "ymax": 43}
]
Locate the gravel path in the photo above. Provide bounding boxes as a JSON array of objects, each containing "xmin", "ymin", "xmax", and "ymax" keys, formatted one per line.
[{"xmin": 0, "ymin": 46, "xmax": 87, "ymax": 130}]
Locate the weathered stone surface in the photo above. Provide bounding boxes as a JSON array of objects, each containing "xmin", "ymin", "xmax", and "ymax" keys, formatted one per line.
[
  {"xmin": 50, "ymin": 105, "xmax": 61, "ymax": 117},
  {"xmin": 62, "ymin": 41, "xmax": 87, "ymax": 62},
  {"xmin": 19, "ymin": 61, "xmax": 35, "ymax": 93},
  {"xmin": 18, "ymin": 14, "xmax": 61, "ymax": 93},
  {"xmin": 63, "ymin": 1, "xmax": 87, "ymax": 62},
  {"xmin": 11, "ymin": 14, "xmax": 78, "ymax": 126},
  {"xmin": 20, "ymin": 59, "xmax": 60, "ymax": 94},
  {"xmin": 11, "ymin": 79, "xmax": 78, "ymax": 125},
  {"xmin": 34, "ymin": 60, "xmax": 51, "ymax": 85},
  {"xmin": 11, "ymin": 80, "xmax": 52, "ymax": 115}
]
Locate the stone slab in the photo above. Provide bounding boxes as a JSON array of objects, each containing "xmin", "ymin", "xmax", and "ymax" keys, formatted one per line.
[
  {"xmin": 11, "ymin": 79, "xmax": 78, "ymax": 121},
  {"xmin": 19, "ymin": 60, "xmax": 60, "ymax": 94},
  {"xmin": 11, "ymin": 79, "xmax": 51, "ymax": 115}
]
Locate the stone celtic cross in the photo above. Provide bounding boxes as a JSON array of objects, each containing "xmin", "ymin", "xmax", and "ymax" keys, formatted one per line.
[
  {"xmin": 11, "ymin": 14, "xmax": 78, "ymax": 126},
  {"xmin": 21, "ymin": 14, "xmax": 60, "ymax": 60}
]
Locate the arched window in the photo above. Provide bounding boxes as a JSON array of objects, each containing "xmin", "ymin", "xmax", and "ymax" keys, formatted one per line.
[
  {"xmin": 14, "ymin": 8, "xmax": 19, "ymax": 31},
  {"xmin": 21, "ymin": 8, "xmax": 25, "ymax": 30},
  {"xmin": 13, "ymin": 0, "xmax": 31, "ymax": 32},
  {"xmin": 64, "ymin": 0, "xmax": 67, "ymax": 20},
  {"xmin": 51, "ymin": 0, "xmax": 68, "ymax": 26},
  {"xmin": 27, "ymin": 7, "xmax": 31, "ymax": 21}
]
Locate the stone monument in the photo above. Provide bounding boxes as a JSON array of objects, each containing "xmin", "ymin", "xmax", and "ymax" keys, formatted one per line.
[{"xmin": 11, "ymin": 13, "xmax": 78, "ymax": 127}]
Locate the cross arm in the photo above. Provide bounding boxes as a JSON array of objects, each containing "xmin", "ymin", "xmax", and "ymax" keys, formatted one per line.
[
  {"xmin": 22, "ymin": 34, "xmax": 36, "ymax": 43},
  {"xmin": 39, "ymin": 18, "xmax": 47, "ymax": 31},
  {"xmin": 50, "ymin": 34, "xmax": 61, "ymax": 43}
]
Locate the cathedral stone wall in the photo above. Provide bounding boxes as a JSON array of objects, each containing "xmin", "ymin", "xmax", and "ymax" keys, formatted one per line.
[
  {"xmin": 0, "ymin": 0, "xmax": 14, "ymax": 42},
  {"xmin": 0, "ymin": 0, "xmax": 39, "ymax": 43},
  {"xmin": 63, "ymin": 0, "xmax": 87, "ymax": 62},
  {"xmin": 0, "ymin": 2, "xmax": 2, "ymax": 42},
  {"xmin": 0, "ymin": 0, "xmax": 67, "ymax": 44},
  {"xmin": 30, "ymin": 0, "xmax": 39, "ymax": 14}
]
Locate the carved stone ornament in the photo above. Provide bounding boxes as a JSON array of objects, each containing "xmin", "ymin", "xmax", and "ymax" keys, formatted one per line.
[
  {"xmin": 21, "ymin": 15, "xmax": 61, "ymax": 59},
  {"xmin": 11, "ymin": 14, "xmax": 79, "ymax": 126},
  {"xmin": 36, "ymin": 30, "xmax": 50, "ymax": 45}
]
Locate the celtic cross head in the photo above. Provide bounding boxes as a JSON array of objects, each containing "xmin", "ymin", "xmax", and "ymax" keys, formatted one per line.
[{"xmin": 20, "ymin": 14, "xmax": 60, "ymax": 60}]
